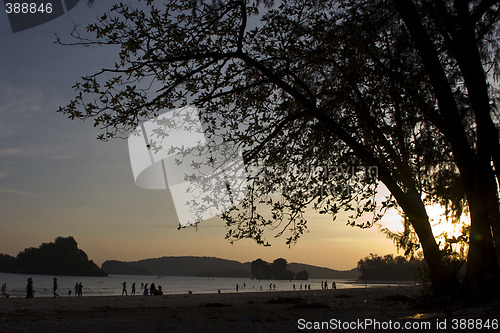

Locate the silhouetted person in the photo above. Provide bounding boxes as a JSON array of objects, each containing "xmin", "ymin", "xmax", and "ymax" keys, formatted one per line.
[
  {"xmin": 150, "ymin": 283, "xmax": 156, "ymax": 295},
  {"xmin": 324, "ymin": 280, "xmax": 328, "ymax": 289},
  {"xmin": 143, "ymin": 283, "xmax": 149, "ymax": 296},
  {"xmin": 26, "ymin": 278, "xmax": 33, "ymax": 298},
  {"xmin": 131, "ymin": 282, "xmax": 136, "ymax": 295},
  {"xmin": 122, "ymin": 281, "xmax": 127, "ymax": 296},
  {"xmin": 236, "ymin": 284, "xmax": 239, "ymax": 292},
  {"xmin": 1, "ymin": 283, "xmax": 8, "ymax": 297},
  {"xmin": 53, "ymin": 277, "xmax": 59, "ymax": 298},
  {"xmin": 332, "ymin": 281, "xmax": 336, "ymax": 289},
  {"xmin": 157, "ymin": 286, "xmax": 163, "ymax": 295},
  {"xmin": 78, "ymin": 282, "xmax": 83, "ymax": 297}
]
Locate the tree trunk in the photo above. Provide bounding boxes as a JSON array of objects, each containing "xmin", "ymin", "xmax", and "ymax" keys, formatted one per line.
[
  {"xmin": 403, "ymin": 190, "xmax": 460, "ymax": 295},
  {"xmin": 462, "ymin": 179, "xmax": 500, "ymax": 298},
  {"xmin": 378, "ymin": 166, "xmax": 460, "ymax": 295}
]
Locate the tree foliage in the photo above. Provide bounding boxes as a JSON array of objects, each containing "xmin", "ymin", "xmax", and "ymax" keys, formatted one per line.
[
  {"xmin": 250, "ymin": 258, "xmax": 302, "ymax": 279},
  {"xmin": 59, "ymin": 0, "xmax": 500, "ymax": 297},
  {"xmin": 357, "ymin": 254, "xmax": 424, "ymax": 281}
]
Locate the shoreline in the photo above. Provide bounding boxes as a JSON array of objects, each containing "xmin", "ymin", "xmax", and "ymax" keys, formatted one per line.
[{"xmin": 1, "ymin": 286, "xmax": 498, "ymax": 332}]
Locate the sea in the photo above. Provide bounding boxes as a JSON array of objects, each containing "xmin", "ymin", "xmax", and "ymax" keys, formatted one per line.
[{"xmin": 0, "ymin": 272, "xmax": 414, "ymax": 298}]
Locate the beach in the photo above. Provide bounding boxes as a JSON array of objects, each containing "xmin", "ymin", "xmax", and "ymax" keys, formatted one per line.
[{"xmin": 1, "ymin": 285, "xmax": 498, "ymax": 332}]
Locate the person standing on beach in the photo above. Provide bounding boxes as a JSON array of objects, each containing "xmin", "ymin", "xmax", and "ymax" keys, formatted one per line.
[
  {"xmin": 53, "ymin": 277, "xmax": 59, "ymax": 298},
  {"xmin": 236, "ymin": 284, "xmax": 239, "ymax": 292},
  {"xmin": 26, "ymin": 278, "xmax": 33, "ymax": 298},
  {"xmin": 1, "ymin": 283, "xmax": 8, "ymax": 297},
  {"xmin": 122, "ymin": 281, "xmax": 128, "ymax": 296},
  {"xmin": 78, "ymin": 282, "xmax": 83, "ymax": 297},
  {"xmin": 143, "ymin": 283, "xmax": 149, "ymax": 296},
  {"xmin": 131, "ymin": 282, "xmax": 136, "ymax": 295},
  {"xmin": 332, "ymin": 281, "xmax": 336, "ymax": 289}
]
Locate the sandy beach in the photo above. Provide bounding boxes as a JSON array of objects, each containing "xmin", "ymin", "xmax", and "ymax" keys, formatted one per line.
[{"xmin": 0, "ymin": 286, "xmax": 498, "ymax": 332}]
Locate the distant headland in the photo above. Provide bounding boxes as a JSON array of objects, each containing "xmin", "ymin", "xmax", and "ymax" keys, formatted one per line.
[
  {"xmin": 0, "ymin": 236, "xmax": 106, "ymax": 277},
  {"xmin": 0, "ymin": 237, "xmax": 421, "ymax": 281},
  {"xmin": 101, "ymin": 257, "xmax": 359, "ymax": 280}
]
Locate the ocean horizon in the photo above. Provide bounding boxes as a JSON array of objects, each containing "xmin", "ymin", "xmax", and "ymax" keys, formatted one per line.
[{"xmin": 0, "ymin": 272, "xmax": 415, "ymax": 298}]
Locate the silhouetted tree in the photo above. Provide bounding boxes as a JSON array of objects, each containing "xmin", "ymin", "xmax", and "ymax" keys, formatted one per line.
[
  {"xmin": 250, "ymin": 258, "xmax": 272, "ymax": 279},
  {"xmin": 271, "ymin": 258, "xmax": 294, "ymax": 280},
  {"xmin": 357, "ymin": 254, "xmax": 424, "ymax": 281},
  {"xmin": 59, "ymin": 0, "xmax": 500, "ymax": 297}
]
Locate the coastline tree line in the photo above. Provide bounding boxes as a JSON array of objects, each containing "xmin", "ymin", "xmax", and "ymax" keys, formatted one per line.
[{"xmin": 251, "ymin": 258, "xmax": 309, "ymax": 280}]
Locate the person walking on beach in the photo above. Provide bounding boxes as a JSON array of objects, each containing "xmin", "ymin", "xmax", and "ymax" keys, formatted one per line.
[
  {"xmin": 53, "ymin": 277, "xmax": 59, "ymax": 298},
  {"xmin": 143, "ymin": 283, "xmax": 149, "ymax": 296},
  {"xmin": 324, "ymin": 280, "xmax": 328, "ymax": 289},
  {"xmin": 131, "ymin": 282, "xmax": 136, "ymax": 295},
  {"xmin": 236, "ymin": 284, "xmax": 239, "ymax": 292},
  {"xmin": 122, "ymin": 281, "xmax": 128, "ymax": 296},
  {"xmin": 78, "ymin": 282, "xmax": 83, "ymax": 297},
  {"xmin": 26, "ymin": 278, "xmax": 34, "ymax": 298},
  {"xmin": 332, "ymin": 281, "xmax": 336, "ymax": 289}
]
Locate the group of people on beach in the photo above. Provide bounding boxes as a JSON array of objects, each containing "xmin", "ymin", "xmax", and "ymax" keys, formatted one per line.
[
  {"xmin": 121, "ymin": 282, "xmax": 163, "ymax": 296},
  {"xmin": 292, "ymin": 283, "xmax": 312, "ymax": 290},
  {"xmin": 21, "ymin": 277, "xmax": 83, "ymax": 298},
  {"xmin": 73, "ymin": 282, "xmax": 83, "ymax": 296},
  {"xmin": 321, "ymin": 280, "xmax": 336, "ymax": 290}
]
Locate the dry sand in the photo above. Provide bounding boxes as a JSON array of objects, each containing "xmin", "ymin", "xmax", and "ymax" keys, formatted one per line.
[{"xmin": 0, "ymin": 286, "xmax": 498, "ymax": 332}]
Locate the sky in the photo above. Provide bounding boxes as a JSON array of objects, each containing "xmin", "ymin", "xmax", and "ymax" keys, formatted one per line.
[{"xmin": 0, "ymin": 0, "xmax": 405, "ymax": 271}]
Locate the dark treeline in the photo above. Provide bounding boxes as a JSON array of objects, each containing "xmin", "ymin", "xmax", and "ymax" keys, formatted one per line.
[
  {"xmin": 251, "ymin": 258, "xmax": 309, "ymax": 280},
  {"xmin": 0, "ymin": 236, "xmax": 106, "ymax": 276},
  {"xmin": 357, "ymin": 254, "xmax": 422, "ymax": 281}
]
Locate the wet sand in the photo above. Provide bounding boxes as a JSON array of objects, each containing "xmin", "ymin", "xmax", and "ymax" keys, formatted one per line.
[{"xmin": 0, "ymin": 286, "xmax": 498, "ymax": 332}]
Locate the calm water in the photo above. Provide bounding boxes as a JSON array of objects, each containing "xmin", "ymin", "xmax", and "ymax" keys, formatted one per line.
[{"xmin": 0, "ymin": 272, "xmax": 413, "ymax": 298}]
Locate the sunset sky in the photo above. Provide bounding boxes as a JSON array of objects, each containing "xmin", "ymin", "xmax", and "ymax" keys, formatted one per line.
[{"xmin": 0, "ymin": 0, "xmax": 408, "ymax": 271}]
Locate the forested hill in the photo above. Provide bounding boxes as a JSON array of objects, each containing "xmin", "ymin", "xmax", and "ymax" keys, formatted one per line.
[
  {"xmin": 101, "ymin": 256, "xmax": 359, "ymax": 279},
  {"xmin": 0, "ymin": 236, "xmax": 106, "ymax": 276}
]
